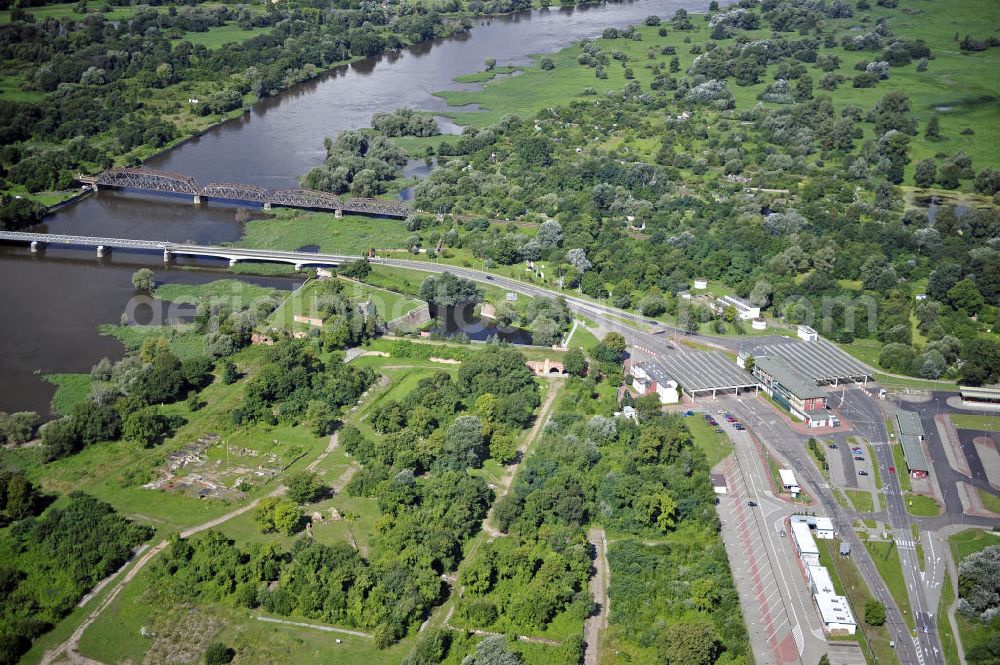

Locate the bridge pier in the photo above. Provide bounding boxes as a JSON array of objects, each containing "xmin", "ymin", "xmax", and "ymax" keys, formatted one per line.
[
  {"xmin": 163, "ymin": 249, "xmax": 172, "ymax": 263},
  {"xmin": 294, "ymin": 263, "xmax": 304, "ymax": 271},
  {"xmin": 96, "ymin": 245, "xmax": 107, "ymax": 258},
  {"xmin": 228, "ymin": 258, "xmax": 238, "ymax": 267},
  {"xmin": 193, "ymin": 194, "xmax": 202, "ymax": 205},
  {"xmin": 334, "ymin": 209, "xmax": 343, "ymax": 219},
  {"xmin": 30, "ymin": 240, "xmax": 41, "ymax": 253},
  {"xmin": 263, "ymin": 202, "xmax": 272, "ymax": 211}
]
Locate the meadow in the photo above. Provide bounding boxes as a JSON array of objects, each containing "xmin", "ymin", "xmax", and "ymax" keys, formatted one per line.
[{"xmin": 434, "ymin": 0, "xmax": 1000, "ymax": 179}]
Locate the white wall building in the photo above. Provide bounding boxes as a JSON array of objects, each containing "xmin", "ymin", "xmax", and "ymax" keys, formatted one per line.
[
  {"xmin": 693, "ymin": 279, "xmax": 708, "ymax": 290},
  {"xmin": 631, "ymin": 362, "xmax": 680, "ymax": 404},
  {"xmin": 779, "ymin": 469, "xmax": 801, "ymax": 497},
  {"xmin": 717, "ymin": 294, "xmax": 761, "ymax": 320},
  {"xmin": 797, "ymin": 325, "xmax": 819, "ymax": 342},
  {"xmin": 806, "ymin": 564, "xmax": 834, "ymax": 595},
  {"xmin": 791, "ymin": 521, "xmax": 820, "ymax": 566},
  {"xmin": 815, "ymin": 592, "xmax": 857, "ymax": 635},
  {"xmin": 815, "ymin": 517, "xmax": 834, "ymax": 540}
]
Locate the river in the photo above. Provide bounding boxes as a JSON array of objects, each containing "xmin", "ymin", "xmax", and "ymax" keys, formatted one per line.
[{"xmin": 0, "ymin": 0, "xmax": 708, "ymax": 414}]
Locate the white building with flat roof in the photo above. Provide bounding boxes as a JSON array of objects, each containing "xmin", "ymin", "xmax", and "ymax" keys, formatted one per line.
[
  {"xmin": 791, "ymin": 521, "xmax": 820, "ymax": 566},
  {"xmin": 815, "ymin": 592, "xmax": 857, "ymax": 635},
  {"xmin": 797, "ymin": 325, "xmax": 819, "ymax": 342},
  {"xmin": 779, "ymin": 469, "xmax": 800, "ymax": 497},
  {"xmin": 630, "ymin": 362, "xmax": 680, "ymax": 404},
  {"xmin": 806, "ymin": 565, "xmax": 834, "ymax": 595},
  {"xmin": 717, "ymin": 294, "xmax": 761, "ymax": 320},
  {"xmin": 815, "ymin": 516, "xmax": 834, "ymax": 540}
]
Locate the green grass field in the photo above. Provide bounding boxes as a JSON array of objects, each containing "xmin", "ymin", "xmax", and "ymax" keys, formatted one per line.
[
  {"xmin": 44, "ymin": 373, "xmax": 92, "ymax": 416},
  {"xmin": 453, "ymin": 66, "xmax": 522, "ymax": 83},
  {"xmin": 179, "ymin": 24, "xmax": 271, "ymax": 49},
  {"xmin": 155, "ymin": 279, "xmax": 287, "ymax": 305},
  {"xmin": 905, "ymin": 493, "xmax": 941, "ymax": 517},
  {"xmin": 98, "ymin": 323, "xmax": 206, "ymax": 360},
  {"xmin": 949, "ymin": 529, "xmax": 1000, "ymax": 562},
  {"xmin": 565, "ymin": 321, "xmax": 598, "ymax": 351},
  {"xmin": 820, "ymin": 540, "xmax": 897, "ymax": 663},
  {"xmin": 937, "ymin": 573, "xmax": 960, "ymax": 665},
  {"xmin": 864, "ymin": 540, "xmax": 915, "ymax": 629},
  {"xmin": 846, "ymin": 489, "xmax": 875, "ymax": 514},
  {"xmin": 891, "ymin": 443, "xmax": 912, "ymax": 492},
  {"xmin": 949, "ymin": 413, "xmax": 1000, "ymax": 432},
  {"xmin": 687, "ymin": 417, "xmax": 733, "ymax": 468},
  {"xmin": 236, "ymin": 209, "xmax": 411, "ymax": 255},
  {"xmin": 0, "ymin": 2, "xmax": 135, "ymax": 24},
  {"xmin": 978, "ymin": 488, "xmax": 1000, "ymax": 514}
]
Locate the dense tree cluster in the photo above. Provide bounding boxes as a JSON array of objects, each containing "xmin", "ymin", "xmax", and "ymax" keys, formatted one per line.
[
  {"xmin": 0, "ymin": 469, "xmax": 44, "ymax": 526},
  {"xmin": 42, "ymin": 337, "xmax": 213, "ymax": 460},
  {"xmin": 371, "ymin": 107, "xmax": 439, "ymax": 137},
  {"xmin": 0, "ymin": 493, "xmax": 152, "ymax": 664},
  {"xmin": 236, "ymin": 338, "xmax": 376, "ymax": 427},
  {"xmin": 303, "ymin": 129, "xmax": 408, "ymax": 197},
  {"xmin": 150, "ymin": 468, "xmax": 492, "ymax": 647}
]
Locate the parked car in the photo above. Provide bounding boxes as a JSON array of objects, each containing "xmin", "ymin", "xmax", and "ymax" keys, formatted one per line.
[
  {"xmin": 854, "ymin": 456, "xmax": 865, "ymax": 462},
  {"xmin": 683, "ymin": 410, "xmax": 695, "ymax": 417},
  {"xmin": 828, "ymin": 443, "xmax": 839, "ymax": 449},
  {"xmin": 859, "ymin": 470, "xmax": 869, "ymax": 476},
  {"xmin": 715, "ymin": 428, "xmax": 724, "ymax": 433},
  {"xmin": 889, "ymin": 466, "xmax": 896, "ymax": 474},
  {"xmin": 734, "ymin": 424, "xmax": 745, "ymax": 431},
  {"xmin": 747, "ymin": 500, "xmax": 757, "ymax": 507}
]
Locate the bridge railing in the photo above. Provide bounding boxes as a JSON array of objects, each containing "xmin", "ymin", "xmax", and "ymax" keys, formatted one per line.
[{"xmin": 79, "ymin": 169, "xmax": 412, "ymax": 218}]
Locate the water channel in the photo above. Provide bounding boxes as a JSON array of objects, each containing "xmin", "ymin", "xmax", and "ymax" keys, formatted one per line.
[{"xmin": 0, "ymin": 0, "xmax": 708, "ymax": 414}]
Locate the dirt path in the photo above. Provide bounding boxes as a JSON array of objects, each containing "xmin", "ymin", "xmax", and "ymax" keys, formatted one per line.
[
  {"xmin": 40, "ymin": 363, "xmax": 398, "ymax": 665},
  {"xmin": 42, "ymin": 485, "xmax": 289, "ymax": 665},
  {"xmin": 481, "ymin": 382, "xmax": 559, "ymax": 538},
  {"xmin": 255, "ymin": 616, "xmax": 371, "ymax": 638},
  {"xmin": 583, "ymin": 527, "xmax": 609, "ymax": 665},
  {"xmin": 306, "ymin": 430, "xmax": 340, "ymax": 473}
]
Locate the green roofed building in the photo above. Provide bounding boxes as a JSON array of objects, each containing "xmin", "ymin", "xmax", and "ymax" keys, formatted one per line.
[{"xmin": 895, "ymin": 410, "xmax": 928, "ymax": 477}]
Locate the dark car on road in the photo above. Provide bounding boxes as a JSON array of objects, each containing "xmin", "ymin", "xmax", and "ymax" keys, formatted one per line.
[
  {"xmin": 828, "ymin": 443, "xmax": 838, "ymax": 449},
  {"xmin": 854, "ymin": 456, "xmax": 865, "ymax": 462},
  {"xmin": 747, "ymin": 500, "xmax": 757, "ymax": 507},
  {"xmin": 859, "ymin": 470, "xmax": 869, "ymax": 476}
]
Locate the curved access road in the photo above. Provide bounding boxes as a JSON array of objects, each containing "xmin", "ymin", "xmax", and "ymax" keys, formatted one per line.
[{"xmin": 377, "ymin": 257, "xmax": 791, "ymax": 358}]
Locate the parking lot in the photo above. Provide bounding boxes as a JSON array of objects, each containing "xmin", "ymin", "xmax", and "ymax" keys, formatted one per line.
[{"xmin": 706, "ymin": 408, "xmax": 835, "ymax": 665}]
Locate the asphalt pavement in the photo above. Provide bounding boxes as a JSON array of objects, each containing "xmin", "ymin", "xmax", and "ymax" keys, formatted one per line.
[{"xmin": 719, "ymin": 393, "xmax": 924, "ymax": 665}]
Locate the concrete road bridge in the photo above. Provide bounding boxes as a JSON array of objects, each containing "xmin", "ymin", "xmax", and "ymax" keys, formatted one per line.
[
  {"xmin": 0, "ymin": 231, "xmax": 361, "ymax": 270},
  {"xmin": 77, "ymin": 168, "xmax": 411, "ymax": 218}
]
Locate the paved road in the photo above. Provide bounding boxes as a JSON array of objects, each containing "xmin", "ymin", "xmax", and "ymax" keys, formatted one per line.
[
  {"xmin": 715, "ymin": 441, "xmax": 810, "ymax": 665},
  {"xmin": 720, "ymin": 394, "xmax": 922, "ymax": 665},
  {"xmin": 379, "ymin": 258, "xmax": 791, "ymax": 355},
  {"xmin": 836, "ymin": 390, "xmax": 946, "ymax": 665}
]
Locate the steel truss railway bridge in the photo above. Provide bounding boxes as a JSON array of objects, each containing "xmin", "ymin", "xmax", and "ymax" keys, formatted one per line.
[
  {"xmin": 0, "ymin": 231, "xmax": 362, "ymax": 269},
  {"xmin": 77, "ymin": 168, "xmax": 411, "ymax": 218}
]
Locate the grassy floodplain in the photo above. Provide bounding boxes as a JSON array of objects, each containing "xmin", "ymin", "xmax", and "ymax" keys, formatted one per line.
[{"xmin": 435, "ymin": 0, "xmax": 1000, "ymax": 175}]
